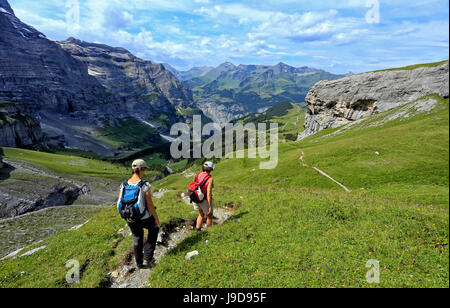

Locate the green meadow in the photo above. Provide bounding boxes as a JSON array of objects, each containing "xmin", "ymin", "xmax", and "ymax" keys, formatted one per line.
[
  {"xmin": 372, "ymin": 60, "xmax": 449, "ymax": 73},
  {"xmin": 0, "ymin": 94, "xmax": 448, "ymax": 288},
  {"xmin": 2, "ymin": 148, "xmax": 133, "ymax": 182},
  {"xmin": 147, "ymin": 95, "xmax": 448, "ymax": 288}
]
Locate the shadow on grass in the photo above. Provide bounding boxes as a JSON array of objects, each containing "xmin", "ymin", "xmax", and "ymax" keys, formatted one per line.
[
  {"xmin": 165, "ymin": 210, "xmax": 249, "ymax": 257},
  {"xmin": 0, "ymin": 163, "xmax": 15, "ymax": 181},
  {"xmin": 166, "ymin": 231, "xmax": 209, "ymax": 256},
  {"xmin": 226, "ymin": 210, "xmax": 249, "ymax": 222}
]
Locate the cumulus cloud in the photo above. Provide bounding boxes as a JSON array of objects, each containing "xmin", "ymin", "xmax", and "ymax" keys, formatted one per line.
[
  {"xmin": 8, "ymin": 0, "xmax": 450, "ymax": 73},
  {"xmin": 196, "ymin": 5, "xmax": 365, "ymax": 44},
  {"xmin": 102, "ymin": 7, "xmax": 134, "ymax": 30}
]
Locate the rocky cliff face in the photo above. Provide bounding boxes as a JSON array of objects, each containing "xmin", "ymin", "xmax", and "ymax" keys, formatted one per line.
[
  {"xmin": 0, "ymin": 5, "xmax": 113, "ymax": 116},
  {"xmin": 0, "ymin": 0, "xmax": 206, "ymax": 155},
  {"xmin": 0, "ymin": 102, "xmax": 44, "ymax": 148},
  {"xmin": 0, "ymin": 143, "xmax": 3, "ymax": 168},
  {"xmin": 0, "ymin": 1, "xmax": 121, "ymax": 152},
  {"xmin": 298, "ymin": 62, "xmax": 449, "ymax": 139},
  {"xmin": 58, "ymin": 38, "xmax": 197, "ymax": 124},
  {"xmin": 0, "ymin": 0, "xmax": 13, "ymax": 14}
]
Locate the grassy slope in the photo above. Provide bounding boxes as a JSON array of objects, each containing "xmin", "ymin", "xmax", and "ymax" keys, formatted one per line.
[
  {"xmin": 147, "ymin": 95, "xmax": 449, "ymax": 288},
  {"xmin": 192, "ymin": 68, "xmax": 341, "ymax": 109},
  {"xmin": 96, "ymin": 117, "xmax": 163, "ymax": 149},
  {"xmin": 372, "ymin": 60, "xmax": 448, "ymax": 72},
  {"xmin": 2, "ymin": 148, "xmax": 132, "ymax": 182},
  {"xmin": 300, "ymin": 95, "xmax": 449, "ymax": 206},
  {"xmin": 0, "ymin": 202, "xmax": 198, "ymax": 288},
  {"xmin": 0, "ymin": 96, "xmax": 448, "ymax": 288},
  {"xmin": 235, "ymin": 102, "xmax": 306, "ymax": 141},
  {"xmin": 0, "ymin": 150, "xmax": 196, "ymax": 287}
]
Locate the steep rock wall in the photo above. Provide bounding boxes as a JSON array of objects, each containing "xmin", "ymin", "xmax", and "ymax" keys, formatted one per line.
[{"xmin": 298, "ymin": 62, "xmax": 449, "ymax": 139}]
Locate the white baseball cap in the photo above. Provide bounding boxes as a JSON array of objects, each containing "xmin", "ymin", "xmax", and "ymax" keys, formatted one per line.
[
  {"xmin": 132, "ymin": 159, "xmax": 148, "ymax": 169},
  {"xmin": 204, "ymin": 161, "xmax": 215, "ymax": 170}
]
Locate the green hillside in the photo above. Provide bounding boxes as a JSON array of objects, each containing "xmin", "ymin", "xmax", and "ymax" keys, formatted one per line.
[
  {"xmin": 148, "ymin": 94, "xmax": 448, "ymax": 288},
  {"xmin": 193, "ymin": 63, "xmax": 342, "ymax": 110},
  {"xmin": 234, "ymin": 102, "xmax": 306, "ymax": 141},
  {"xmin": 373, "ymin": 60, "xmax": 449, "ymax": 73},
  {"xmin": 179, "ymin": 62, "xmax": 343, "ymax": 123},
  {"xmin": 2, "ymin": 148, "xmax": 130, "ymax": 181},
  {"xmin": 0, "ymin": 94, "xmax": 448, "ymax": 288}
]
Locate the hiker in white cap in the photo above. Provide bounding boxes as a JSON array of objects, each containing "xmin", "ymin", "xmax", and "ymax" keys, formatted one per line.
[
  {"xmin": 193, "ymin": 161, "xmax": 215, "ymax": 231},
  {"xmin": 117, "ymin": 159, "xmax": 160, "ymax": 269}
]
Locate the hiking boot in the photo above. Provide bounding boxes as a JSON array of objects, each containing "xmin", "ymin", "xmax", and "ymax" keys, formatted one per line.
[
  {"xmin": 195, "ymin": 227, "xmax": 202, "ymax": 232},
  {"xmin": 143, "ymin": 259, "xmax": 155, "ymax": 268},
  {"xmin": 136, "ymin": 263, "xmax": 146, "ymax": 270}
]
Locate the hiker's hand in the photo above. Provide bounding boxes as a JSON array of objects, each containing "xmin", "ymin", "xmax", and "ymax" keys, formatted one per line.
[
  {"xmin": 154, "ymin": 217, "xmax": 160, "ymax": 227},
  {"xmin": 207, "ymin": 207, "xmax": 212, "ymax": 216}
]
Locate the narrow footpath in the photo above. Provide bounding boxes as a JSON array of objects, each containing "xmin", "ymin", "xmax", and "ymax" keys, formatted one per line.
[{"xmin": 299, "ymin": 149, "xmax": 351, "ymax": 193}]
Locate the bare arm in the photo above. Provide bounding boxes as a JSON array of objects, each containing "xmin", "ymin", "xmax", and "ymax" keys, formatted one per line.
[
  {"xmin": 206, "ymin": 178, "xmax": 213, "ymax": 216},
  {"xmin": 145, "ymin": 190, "xmax": 160, "ymax": 227},
  {"xmin": 118, "ymin": 185, "xmax": 123, "ymax": 202}
]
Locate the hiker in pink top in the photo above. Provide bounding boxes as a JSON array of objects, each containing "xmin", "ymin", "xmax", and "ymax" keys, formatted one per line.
[{"xmin": 193, "ymin": 162, "xmax": 215, "ymax": 231}]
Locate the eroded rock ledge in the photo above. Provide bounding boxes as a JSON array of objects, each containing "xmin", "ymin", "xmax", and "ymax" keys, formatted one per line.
[
  {"xmin": 0, "ymin": 103, "xmax": 44, "ymax": 148},
  {"xmin": 298, "ymin": 62, "xmax": 449, "ymax": 140}
]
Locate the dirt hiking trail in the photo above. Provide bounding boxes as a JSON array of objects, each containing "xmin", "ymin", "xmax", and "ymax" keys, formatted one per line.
[{"xmin": 108, "ymin": 206, "xmax": 233, "ymax": 288}]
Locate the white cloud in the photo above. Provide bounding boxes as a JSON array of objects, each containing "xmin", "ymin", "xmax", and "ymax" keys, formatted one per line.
[
  {"xmin": 8, "ymin": 0, "xmax": 449, "ymax": 73},
  {"xmin": 195, "ymin": 4, "xmax": 366, "ymax": 45},
  {"xmin": 14, "ymin": 8, "xmax": 68, "ymax": 38}
]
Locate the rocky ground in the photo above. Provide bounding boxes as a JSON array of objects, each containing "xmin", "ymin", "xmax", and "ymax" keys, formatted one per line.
[
  {"xmin": 0, "ymin": 204, "xmax": 108, "ymax": 258},
  {"xmin": 37, "ymin": 113, "xmax": 118, "ymax": 157},
  {"xmin": 0, "ymin": 157, "xmax": 117, "ymax": 217},
  {"xmin": 0, "ymin": 157, "xmax": 118, "ymax": 258}
]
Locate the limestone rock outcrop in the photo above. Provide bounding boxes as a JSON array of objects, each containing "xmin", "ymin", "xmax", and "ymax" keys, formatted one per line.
[
  {"xmin": 0, "ymin": 102, "xmax": 44, "ymax": 148},
  {"xmin": 16, "ymin": 184, "xmax": 84, "ymax": 216},
  {"xmin": 298, "ymin": 62, "xmax": 449, "ymax": 139}
]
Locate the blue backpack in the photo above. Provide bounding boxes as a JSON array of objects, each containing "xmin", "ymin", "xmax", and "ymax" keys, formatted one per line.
[{"xmin": 118, "ymin": 180, "xmax": 147, "ymax": 223}]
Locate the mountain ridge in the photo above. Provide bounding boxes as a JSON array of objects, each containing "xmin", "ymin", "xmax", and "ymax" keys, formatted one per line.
[
  {"xmin": 164, "ymin": 61, "xmax": 343, "ymax": 124},
  {"xmin": 0, "ymin": 0, "xmax": 13, "ymax": 15},
  {"xmin": 0, "ymin": 0, "xmax": 206, "ymax": 155}
]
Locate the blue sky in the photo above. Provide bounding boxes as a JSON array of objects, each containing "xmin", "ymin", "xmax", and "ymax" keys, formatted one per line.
[{"xmin": 8, "ymin": 0, "xmax": 449, "ymax": 73}]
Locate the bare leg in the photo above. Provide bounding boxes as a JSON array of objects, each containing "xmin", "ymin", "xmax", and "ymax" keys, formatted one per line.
[
  {"xmin": 196, "ymin": 210, "xmax": 205, "ymax": 229},
  {"xmin": 206, "ymin": 213, "xmax": 213, "ymax": 227}
]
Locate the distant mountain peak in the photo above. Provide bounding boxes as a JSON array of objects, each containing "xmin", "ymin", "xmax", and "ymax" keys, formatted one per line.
[
  {"xmin": 61, "ymin": 37, "xmax": 131, "ymax": 54},
  {"xmin": 186, "ymin": 61, "xmax": 344, "ymax": 124},
  {"xmin": 271, "ymin": 62, "xmax": 297, "ymax": 74},
  {"xmin": 64, "ymin": 37, "xmax": 82, "ymax": 44},
  {"xmin": 275, "ymin": 62, "xmax": 290, "ymax": 67},
  {"xmin": 0, "ymin": 0, "xmax": 14, "ymax": 15},
  {"xmin": 219, "ymin": 61, "xmax": 235, "ymax": 68},
  {"xmin": 162, "ymin": 63, "xmax": 180, "ymax": 77}
]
